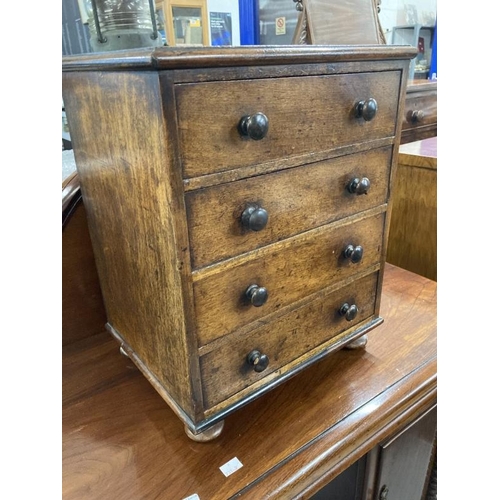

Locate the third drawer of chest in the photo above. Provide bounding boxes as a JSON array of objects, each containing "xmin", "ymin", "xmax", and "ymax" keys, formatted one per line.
[
  {"xmin": 200, "ymin": 270, "xmax": 379, "ymax": 408},
  {"xmin": 193, "ymin": 210, "xmax": 385, "ymax": 346},
  {"xmin": 186, "ymin": 147, "xmax": 392, "ymax": 269}
]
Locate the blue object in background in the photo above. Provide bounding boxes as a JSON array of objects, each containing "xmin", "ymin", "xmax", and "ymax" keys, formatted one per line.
[
  {"xmin": 429, "ymin": 21, "xmax": 437, "ymax": 80},
  {"xmin": 211, "ymin": 12, "xmax": 233, "ymax": 46},
  {"xmin": 239, "ymin": 0, "xmax": 259, "ymax": 45}
]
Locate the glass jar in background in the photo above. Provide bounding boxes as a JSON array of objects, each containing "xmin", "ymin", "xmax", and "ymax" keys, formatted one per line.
[{"xmin": 86, "ymin": 0, "xmax": 163, "ymax": 52}]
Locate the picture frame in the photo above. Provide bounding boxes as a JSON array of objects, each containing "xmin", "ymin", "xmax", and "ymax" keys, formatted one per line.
[{"xmin": 159, "ymin": 0, "xmax": 210, "ymax": 46}]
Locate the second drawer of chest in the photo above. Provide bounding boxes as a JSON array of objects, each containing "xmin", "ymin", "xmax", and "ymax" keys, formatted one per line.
[
  {"xmin": 186, "ymin": 147, "xmax": 392, "ymax": 269},
  {"xmin": 193, "ymin": 211, "xmax": 385, "ymax": 346},
  {"xmin": 200, "ymin": 270, "xmax": 379, "ymax": 408}
]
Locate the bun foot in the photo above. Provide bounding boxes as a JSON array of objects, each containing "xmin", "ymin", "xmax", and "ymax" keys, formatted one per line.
[
  {"xmin": 344, "ymin": 334, "xmax": 368, "ymax": 350},
  {"xmin": 185, "ymin": 420, "xmax": 225, "ymax": 442}
]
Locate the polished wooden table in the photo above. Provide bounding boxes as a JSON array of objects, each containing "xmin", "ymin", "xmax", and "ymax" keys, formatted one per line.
[{"xmin": 62, "ymin": 264, "xmax": 437, "ymax": 499}]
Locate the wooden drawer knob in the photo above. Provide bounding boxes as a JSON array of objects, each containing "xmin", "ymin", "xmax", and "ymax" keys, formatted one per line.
[
  {"xmin": 347, "ymin": 177, "xmax": 371, "ymax": 195},
  {"xmin": 355, "ymin": 98, "xmax": 378, "ymax": 121},
  {"xmin": 247, "ymin": 350, "xmax": 269, "ymax": 372},
  {"xmin": 238, "ymin": 112, "xmax": 269, "ymax": 140},
  {"xmin": 410, "ymin": 109, "xmax": 425, "ymax": 122},
  {"xmin": 339, "ymin": 303, "xmax": 359, "ymax": 321},
  {"xmin": 241, "ymin": 204, "xmax": 268, "ymax": 231},
  {"xmin": 245, "ymin": 284, "xmax": 268, "ymax": 307},
  {"xmin": 344, "ymin": 244, "xmax": 364, "ymax": 263}
]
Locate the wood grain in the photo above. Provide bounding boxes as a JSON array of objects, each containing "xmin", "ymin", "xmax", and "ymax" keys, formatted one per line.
[
  {"xmin": 302, "ymin": 0, "xmax": 385, "ymax": 45},
  {"xmin": 62, "ymin": 194, "xmax": 106, "ymax": 346},
  {"xmin": 62, "ymin": 47, "xmax": 413, "ymax": 433},
  {"xmin": 62, "ymin": 70, "xmax": 202, "ymax": 419},
  {"xmin": 193, "ymin": 211, "xmax": 385, "ymax": 345},
  {"xmin": 401, "ymin": 80, "xmax": 437, "ymax": 145},
  {"xmin": 62, "ymin": 45, "xmax": 417, "ymax": 72},
  {"xmin": 186, "ymin": 146, "xmax": 392, "ymax": 269},
  {"xmin": 200, "ymin": 271, "xmax": 379, "ymax": 407},
  {"xmin": 387, "ymin": 138, "xmax": 437, "ymax": 281},
  {"xmin": 175, "ymin": 71, "xmax": 401, "ymax": 177},
  {"xmin": 62, "ymin": 265, "xmax": 437, "ymax": 500}
]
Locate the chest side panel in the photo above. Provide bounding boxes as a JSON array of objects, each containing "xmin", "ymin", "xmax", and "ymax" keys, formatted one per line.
[{"xmin": 62, "ymin": 70, "xmax": 200, "ymax": 418}]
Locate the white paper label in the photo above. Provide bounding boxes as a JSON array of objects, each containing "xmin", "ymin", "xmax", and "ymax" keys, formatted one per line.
[
  {"xmin": 275, "ymin": 17, "xmax": 286, "ymax": 35},
  {"xmin": 219, "ymin": 457, "xmax": 243, "ymax": 477},
  {"xmin": 182, "ymin": 495, "xmax": 200, "ymax": 500}
]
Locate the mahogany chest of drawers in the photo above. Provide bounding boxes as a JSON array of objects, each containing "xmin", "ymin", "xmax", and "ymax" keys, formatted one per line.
[{"xmin": 62, "ymin": 45, "xmax": 416, "ymax": 440}]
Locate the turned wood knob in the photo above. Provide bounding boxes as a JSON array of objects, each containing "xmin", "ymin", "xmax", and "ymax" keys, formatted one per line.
[
  {"xmin": 339, "ymin": 303, "xmax": 359, "ymax": 321},
  {"xmin": 241, "ymin": 204, "xmax": 268, "ymax": 231},
  {"xmin": 410, "ymin": 109, "xmax": 425, "ymax": 122},
  {"xmin": 247, "ymin": 350, "xmax": 269, "ymax": 372},
  {"xmin": 246, "ymin": 284, "xmax": 268, "ymax": 307},
  {"xmin": 355, "ymin": 98, "xmax": 378, "ymax": 121},
  {"xmin": 344, "ymin": 244, "xmax": 364, "ymax": 263},
  {"xmin": 238, "ymin": 112, "xmax": 269, "ymax": 140},
  {"xmin": 347, "ymin": 177, "xmax": 371, "ymax": 195}
]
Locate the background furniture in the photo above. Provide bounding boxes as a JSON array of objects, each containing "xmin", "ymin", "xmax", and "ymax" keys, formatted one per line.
[
  {"xmin": 160, "ymin": 0, "xmax": 209, "ymax": 46},
  {"xmin": 391, "ymin": 24, "xmax": 436, "ymax": 80},
  {"xmin": 293, "ymin": 0, "xmax": 386, "ymax": 45},
  {"xmin": 62, "ymin": 171, "xmax": 106, "ymax": 346},
  {"xmin": 387, "ymin": 136, "xmax": 437, "ymax": 281},
  {"xmin": 401, "ymin": 79, "xmax": 437, "ymax": 144},
  {"xmin": 62, "ymin": 264, "xmax": 437, "ymax": 499}
]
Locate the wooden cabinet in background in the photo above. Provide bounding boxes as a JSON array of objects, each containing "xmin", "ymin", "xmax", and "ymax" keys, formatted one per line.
[
  {"xmin": 401, "ymin": 80, "xmax": 437, "ymax": 145},
  {"xmin": 387, "ymin": 137, "xmax": 437, "ymax": 281},
  {"xmin": 62, "ymin": 172, "xmax": 106, "ymax": 346},
  {"xmin": 310, "ymin": 405, "xmax": 437, "ymax": 500}
]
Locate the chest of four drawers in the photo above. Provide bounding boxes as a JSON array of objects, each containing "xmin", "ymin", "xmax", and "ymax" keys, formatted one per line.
[{"xmin": 62, "ymin": 46, "xmax": 415, "ymax": 439}]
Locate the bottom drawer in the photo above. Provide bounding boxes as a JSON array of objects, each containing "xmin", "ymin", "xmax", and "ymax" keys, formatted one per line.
[{"xmin": 200, "ymin": 271, "xmax": 379, "ymax": 408}]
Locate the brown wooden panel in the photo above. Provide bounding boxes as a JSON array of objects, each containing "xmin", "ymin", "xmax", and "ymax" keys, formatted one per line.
[
  {"xmin": 200, "ymin": 271, "xmax": 378, "ymax": 407},
  {"xmin": 62, "ymin": 70, "xmax": 201, "ymax": 418},
  {"xmin": 62, "ymin": 45, "xmax": 413, "ymax": 438},
  {"xmin": 186, "ymin": 146, "xmax": 392, "ymax": 269},
  {"xmin": 401, "ymin": 81, "xmax": 437, "ymax": 144},
  {"xmin": 387, "ymin": 139, "xmax": 437, "ymax": 281},
  {"xmin": 62, "ymin": 45, "xmax": 417, "ymax": 72},
  {"xmin": 62, "ymin": 265, "xmax": 437, "ymax": 500},
  {"xmin": 402, "ymin": 93, "xmax": 437, "ymax": 132},
  {"xmin": 194, "ymin": 211, "xmax": 385, "ymax": 345},
  {"xmin": 301, "ymin": 0, "xmax": 385, "ymax": 45},
  {"xmin": 175, "ymin": 71, "xmax": 401, "ymax": 177},
  {"xmin": 62, "ymin": 199, "xmax": 106, "ymax": 346}
]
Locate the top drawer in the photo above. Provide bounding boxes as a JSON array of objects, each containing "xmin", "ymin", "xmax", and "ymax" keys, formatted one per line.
[{"xmin": 175, "ymin": 71, "xmax": 401, "ymax": 178}]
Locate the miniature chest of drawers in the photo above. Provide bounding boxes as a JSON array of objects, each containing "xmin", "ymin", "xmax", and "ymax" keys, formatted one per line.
[{"xmin": 62, "ymin": 45, "xmax": 416, "ymax": 440}]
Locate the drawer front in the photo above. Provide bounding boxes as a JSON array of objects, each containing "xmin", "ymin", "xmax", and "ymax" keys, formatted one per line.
[
  {"xmin": 402, "ymin": 93, "xmax": 437, "ymax": 131},
  {"xmin": 200, "ymin": 271, "xmax": 379, "ymax": 407},
  {"xmin": 186, "ymin": 147, "xmax": 392, "ymax": 269},
  {"xmin": 176, "ymin": 71, "xmax": 401, "ymax": 178},
  {"xmin": 194, "ymin": 212, "xmax": 385, "ymax": 345}
]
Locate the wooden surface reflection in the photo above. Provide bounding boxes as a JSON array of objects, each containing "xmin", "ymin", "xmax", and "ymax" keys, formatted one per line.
[{"xmin": 62, "ymin": 264, "xmax": 436, "ymax": 499}]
